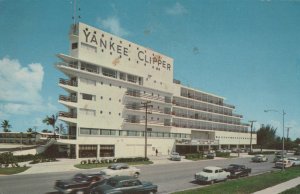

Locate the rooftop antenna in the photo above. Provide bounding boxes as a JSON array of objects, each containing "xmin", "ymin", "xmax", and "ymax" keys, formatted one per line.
[{"xmin": 72, "ymin": 0, "xmax": 81, "ymax": 24}]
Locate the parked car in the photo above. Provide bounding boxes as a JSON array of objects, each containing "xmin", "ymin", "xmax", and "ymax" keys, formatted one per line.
[
  {"xmin": 194, "ymin": 166, "xmax": 230, "ymax": 184},
  {"xmin": 206, "ymin": 153, "xmax": 215, "ymax": 159},
  {"xmin": 170, "ymin": 152, "xmax": 181, "ymax": 161},
  {"xmin": 54, "ymin": 173, "xmax": 105, "ymax": 194},
  {"xmin": 90, "ymin": 176, "xmax": 158, "ymax": 194},
  {"xmin": 100, "ymin": 163, "xmax": 141, "ymax": 177},
  {"xmin": 273, "ymin": 155, "xmax": 287, "ymax": 163},
  {"xmin": 294, "ymin": 149, "xmax": 300, "ymax": 156},
  {"xmin": 252, "ymin": 154, "xmax": 268, "ymax": 162},
  {"xmin": 223, "ymin": 164, "xmax": 251, "ymax": 178},
  {"xmin": 275, "ymin": 159, "xmax": 293, "ymax": 168},
  {"xmin": 287, "ymin": 157, "xmax": 300, "ymax": 166}
]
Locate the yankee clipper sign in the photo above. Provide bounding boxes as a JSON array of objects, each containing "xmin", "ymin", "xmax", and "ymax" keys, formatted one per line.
[{"xmin": 78, "ymin": 23, "xmax": 172, "ymax": 72}]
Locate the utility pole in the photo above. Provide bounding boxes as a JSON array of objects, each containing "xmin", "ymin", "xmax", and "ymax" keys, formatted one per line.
[
  {"xmin": 286, "ymin": 127, "xmax": 292, "ymax": 140},
  {"xmin": 249, "ymin": 120, "xmax": 256, "ymax": 153},
  {"xmin": 141, "ymin": 101, "xmax": 152, "ymax": 159}
]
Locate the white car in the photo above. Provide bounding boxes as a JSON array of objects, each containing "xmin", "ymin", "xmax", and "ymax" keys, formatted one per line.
[
  {"xmin": 100, "ymin": 163, "xmax": 141, "ymax": 177},
  {"xmin": 288, "ymin": 157, "xmax": 300, "ymax": 166},
  {"xmin": 170, "ymin": 152, "xmax": 181, "ymax": 161},
  {"xmin": 275, "ymin": 159, "xmax": 293, "ymax": 168},
  {"xmin": 194, "ymin": 166, "xmax": 230, "ymax": 184}
]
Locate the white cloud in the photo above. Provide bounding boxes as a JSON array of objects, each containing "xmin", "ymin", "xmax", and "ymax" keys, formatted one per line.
[
  {"xmin": 96, "ymin": 16, "xmax": 129, "ymax": 37},
  {"xmin": 0, "ymin": 57, "xmax": 43, "ymax": 103},
  {"xmin": 166, "ymin": 2, "xmax": 188, "ymax": 15},
  {"xmin": 0, "ymin": 57, "xmax": 56, "ymax": 116}
]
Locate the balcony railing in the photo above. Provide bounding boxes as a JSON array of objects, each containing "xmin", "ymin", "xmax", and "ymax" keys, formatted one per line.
[
  {"xmin": 124, "ymin": 119, "xmax": 171, "ymax": 127},
  {"xmin": 57, "ymin": 62, "xmax": 79, "ymax": 69},
  {"xmin": 59, "ymin": 111, "xmax": 77, "ymax": 118},
  {"xmin": 59, "ymin": 78, "xmax": 78, "ymax": 87},
  {"xmin": 59, "ymin": 95, "xmax": 77, "ymax": 103},
  {"xmin": 59, "ymin": 135, "xmax": 77, "ymax": 140}
]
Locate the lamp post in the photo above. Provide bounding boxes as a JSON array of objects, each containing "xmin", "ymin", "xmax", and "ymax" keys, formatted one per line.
[
  {"xmin": 249, "ymin": 120, "xmax": 257, "ymax": 153},
  {"xmin": 264, "ymin": 109, "xmax": 286, "ymax": 171},
  {"xmin": 141, "ymin": 101, "xmax": 152, "ymax": 159}
]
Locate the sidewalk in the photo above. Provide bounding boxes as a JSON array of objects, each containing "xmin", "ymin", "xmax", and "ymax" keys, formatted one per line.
[{"xmin": 253, "ymin": 177, "xmax": 300, "ymax": 194}]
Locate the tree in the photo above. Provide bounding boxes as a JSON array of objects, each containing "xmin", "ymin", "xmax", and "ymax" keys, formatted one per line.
[
  {"xmin": 55, "ymin": 123, "xmax": 66, "ymax": 135},
  {"xmin": 257, "ymin": 124, "xmax": 277, "ymax": 151},
  {"xmin": 42, "ymin": 114, "xmax": 58, "ymax": 139},
  {"xmin": 1, "ymin": 120, "xmax": 11, "ymax": 132},
  {"xmin": 27, "ymin": 128, "xmax": 33, "ymax": 144}
]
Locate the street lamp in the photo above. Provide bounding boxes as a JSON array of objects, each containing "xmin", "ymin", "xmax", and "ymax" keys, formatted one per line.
[{"xmin": 264, "ymin": 109, "xmax": 286, "ymax": 171}]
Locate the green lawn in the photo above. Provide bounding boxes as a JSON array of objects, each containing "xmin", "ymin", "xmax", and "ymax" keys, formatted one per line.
[
  {"xmin": 280, "ymin": 185, "xmax": 300, "ymax": 194},
  {"xmin": 74, "ymin": 161, "xmax": 153, "ymax": 169},
  {"xmin": 174, "ymin": 167, "xmax": 300, "ymax": 194},
  {"xmin": 0, "ymin": 167, "xmax": 30, "ymax": 175}
]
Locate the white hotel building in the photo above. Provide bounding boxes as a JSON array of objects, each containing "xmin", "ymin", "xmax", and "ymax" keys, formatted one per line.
[{"xmin": 56, "ymin": 23, "xmax": 256, "ymax": 159}]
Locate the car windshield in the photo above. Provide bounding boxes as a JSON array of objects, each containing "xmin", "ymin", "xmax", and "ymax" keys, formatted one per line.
[
  {"xmin": 228, "ymin": 164, "xmax": 239, "ymax": 169},
  {"xmin": 203, "ymin": 169, "xmax": 213, "ymax": 173}
]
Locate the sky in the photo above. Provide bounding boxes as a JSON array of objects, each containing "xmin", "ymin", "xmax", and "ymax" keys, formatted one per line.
[{"xmin": 0, "ymin": 0, "xmax": 299, "ymax": 139}]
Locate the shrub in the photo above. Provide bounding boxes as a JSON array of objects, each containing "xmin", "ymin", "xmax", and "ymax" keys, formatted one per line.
[
  {"xmin": 80, "ymin": 160, "xmax": 87, "ymax": 165},
  {"xmin": 215, "ymin": 151, "xmax": 230, "ymax": 157},
  {"xmin": 248, "ymin": 151, "xmax": 275, "ymax": 155}
]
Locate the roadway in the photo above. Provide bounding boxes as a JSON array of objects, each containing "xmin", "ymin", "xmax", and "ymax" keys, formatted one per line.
[{"xmin": 0, "ymin": 155, "xmax": 279, "ymax": 194}]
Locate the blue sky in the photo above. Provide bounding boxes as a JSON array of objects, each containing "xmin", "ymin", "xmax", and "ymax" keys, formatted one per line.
[{"xmin": 0, "ymin": 0, "xmax": 299, "ymax": 139}]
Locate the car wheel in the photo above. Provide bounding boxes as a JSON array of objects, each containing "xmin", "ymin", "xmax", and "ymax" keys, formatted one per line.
[{"xmin": 134, "ymin": 172, "xmax": 139, "ymax": 178}]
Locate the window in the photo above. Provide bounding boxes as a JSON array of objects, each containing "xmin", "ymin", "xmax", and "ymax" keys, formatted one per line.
[
  {"xmin": 72, "ymin": 42, "xmax": 78, "ymax": 49},
  {"xmin": 81, "ymin": 93, "xmax": 95, "ymax": 101},
  {"xmin": 102, "ymin": 68, "xmax": 117, "ymax": 78},
  {"xmin": 80, "ymin": 108, "xmax": 96, "ymax": 116},
  {"xmin": 100, "ymin": 145, "xmax": 115, "ymax": 157}
]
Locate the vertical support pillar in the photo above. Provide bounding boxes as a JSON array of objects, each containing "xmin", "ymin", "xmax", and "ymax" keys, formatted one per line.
[
  {"xmin": 76, "ymin": 144, "xmax": 79, "ymax": 159},
  {"xmin": 97, "ymin": 144, "xmax": 100, "ymax": 159}
]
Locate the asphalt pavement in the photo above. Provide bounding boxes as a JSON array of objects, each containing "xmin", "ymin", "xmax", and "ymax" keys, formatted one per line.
[{"xmin": 2, "ymin": 153, "xmax": 300, "ymax": 194}]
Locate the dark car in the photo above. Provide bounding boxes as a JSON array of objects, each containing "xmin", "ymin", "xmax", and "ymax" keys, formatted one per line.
[
  {"xmin": 55, "ymin": 173, "xmax": 105, "ymax": 194},
  {"xmin": 223, "ymin": 164, "xmax": 251, "ymax": 178},
  {"xmin": 90, "ymin": 176, "xmax": 157, "ymax": 194}
]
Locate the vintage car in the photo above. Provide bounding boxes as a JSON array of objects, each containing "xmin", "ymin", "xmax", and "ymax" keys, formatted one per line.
[
  {"xmin": 206, "ymin": 152, "xmax": 215, "ymax": 159},
  {"xmin": 273, "ymin": 155, "xmax": 287, "ymax": 163},
  {"xmin": 194, "ymin": 166, "xmax": 230, "ymax": 184},
  {"xmin": 90, "ymin": 176, "xmax": 158, "ymax": 194},
  {"xmin": 170, "ymin": 152, "xmax": 181, "ymax": 161},
  {"xmin": 100, "ymin": 163, "xmax": 141, "ymax": 177},
  {"xmin": 54, "ymin": 173, "xmax": 105, "ymax": 194},
  {"xmin": 223, "ymin": 164, "xmax": 251, "ymax": 178},
  {"xmin": 288, "ymin": 157, "xmax": 300, "ymax": 166},
  {"xmin": 275, "ymin": 159, "xmax": 293, "ymax": 168},
  {"xmin": 251, "ymin": 154, "xmax": 268, "ymax": 162}
]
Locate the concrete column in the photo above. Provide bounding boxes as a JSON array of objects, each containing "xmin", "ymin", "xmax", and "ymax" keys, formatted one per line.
[
  {"xmin": 218, "ymin": 144, "xmax": 221, "ymax": 150},
  {"xmin": 228, "ymin": 145, "xmax": 230, "ymax": 149},
  {"xmin": 97, "ymin": 144, "xmax": 100, "ymax": 159},
  {"xmin": 76, "ymin": 144, "xmax": 79, "ymax": 159}
]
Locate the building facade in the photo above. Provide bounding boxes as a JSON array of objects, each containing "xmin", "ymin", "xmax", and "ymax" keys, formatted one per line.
[{"xmin": 56, "ymin": 22, "xmax": 256, "ymax": 159}]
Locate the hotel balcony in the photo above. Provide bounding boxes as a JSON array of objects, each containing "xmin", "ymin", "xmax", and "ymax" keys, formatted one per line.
[
  {"xmin": 59, "ymin": 95, "xmax": 77, "ymax": 103},
  {"xmin": 125, "ymin": 91, "xmax": 172, "ymax": 105},
  {"xmin": 124, "ymin": 119, "xmax": 171, "ymax": 127},
  {"xmin": 59, "ymin": 94, "xmax": 77, "ymax": 108},
  {"xmin": 59, "ymin": 78, "xmax": 78, "ymax": 87},
  {"xmin": 125, "ymin": 103, "xmax": 172, "ymax": 116},
  {"xmin": 58, "ymin": 111, "xmax": 77, "ymax": 124}
]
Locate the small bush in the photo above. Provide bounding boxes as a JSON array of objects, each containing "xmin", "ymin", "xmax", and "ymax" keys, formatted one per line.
[
  {"xmin": 248, "ymin": 151, "xmax": 275, "ymax": 155},
  {"xmin": 215, "ymin": 151, "xmax": 230, "ymax": 157}
]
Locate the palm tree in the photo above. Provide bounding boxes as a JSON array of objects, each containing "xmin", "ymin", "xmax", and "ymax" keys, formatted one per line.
[
  {"xmin": 43, "ymin": 114, "xmax": 58, "ymax": 139},
  {"xmin": 27, "ymin": 128, "xmax": 33, "ymax": 144},
  {"xmin": 1, "ymin": 120, "xmax": 11, "ymax": 132},
  {"xmin": 55, "ymin": 123, "xmax": 66, "ymax": 135}
]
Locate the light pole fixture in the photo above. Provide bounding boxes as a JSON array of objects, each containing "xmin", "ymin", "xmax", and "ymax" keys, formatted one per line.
[
  {"xmin": 264, "ymin": 109, "xmax": 286, "ymax": 171},
  {"xmin": 141, "ymin": 101, "xmax": 152, "ymax": 159},
  {"xmin": 249, "ymin": 120, "xmax": 256, "ymax": 153}
]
